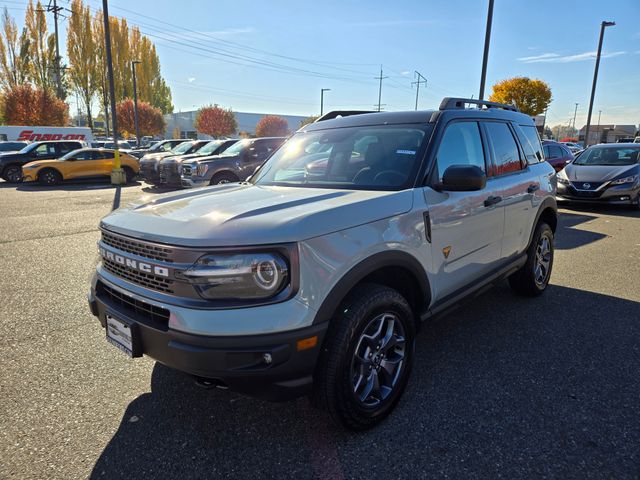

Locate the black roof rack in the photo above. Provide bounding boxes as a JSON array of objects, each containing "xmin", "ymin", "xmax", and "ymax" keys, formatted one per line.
[
  {"xmin": 315, "ymin": 110, "xmax": 376, "ymax": 122},
  {"xmin": 439, "ymin": 97, "xmax": 520, "ymax": 112}
]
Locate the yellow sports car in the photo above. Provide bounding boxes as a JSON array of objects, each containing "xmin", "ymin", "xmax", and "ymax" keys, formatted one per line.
[{"xmin": 22, "ymin": 148, "xmax": 140, "ymax": 185}]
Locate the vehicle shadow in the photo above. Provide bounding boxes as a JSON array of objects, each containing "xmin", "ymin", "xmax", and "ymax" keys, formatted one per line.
[
  {"xmin": 555, "ymin": 211, "xmax": 608, "ymax": 250},
  {"xmin": 140, "ymin": 185, "xmax": 182, "ymax": 194},
  {"xmin": 90, "ymin": 284, "xmax": 640, "ymax": 479},
  {"xmin": 560, "ymin": 201, "xmax": 640, "ymax": 219}
]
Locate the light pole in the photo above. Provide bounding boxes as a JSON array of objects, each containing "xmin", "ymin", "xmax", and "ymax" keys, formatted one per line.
[
  {"xmin": 320, "ymin": 88, "xmax": 330, "ymax": 116},
  {"xmin": 572, "ymin": 103, "xmax": 578, "ymax": 137},
  {"xmin": 583, "ymin": 21, "xmax": 615, "ymax": 147},
  {"xmin": 103, "ymin": 0, "xmax": 125, "ymax": 185},
  {"xmin": 478, "ymin": 0, "xmax": 495, "ymax": 100},
  {"xmin": 597, "ymin": 110, "xmax": 602, "ymax": 143},
  {"xmin": 131, "ymin": 60, "xmax": 141, "ymax": 147}
]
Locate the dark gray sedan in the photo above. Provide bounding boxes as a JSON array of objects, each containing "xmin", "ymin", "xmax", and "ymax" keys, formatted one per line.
[{"xmin": 556, "ymin": 143, "xmax": 640, "ymax": 209}]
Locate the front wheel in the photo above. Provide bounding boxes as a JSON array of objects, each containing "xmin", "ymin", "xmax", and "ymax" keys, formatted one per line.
[
  {"xmin": 312, "ymin": 284, "xmax": 415, "ymax": 430},
  {"xmin": 509, "ymin": 221, "xmax": 554, "ymax": 296},
  {"xmin": 123, "ymin": 167, "xmax": 136, "ymax": 184},
  {"xmin": 3, "ymin": 164, "xmax": 22, "ymax": 183},
  {"xmin": 210, "ymin": 171, "xmax": 239, "ymax": 185}
]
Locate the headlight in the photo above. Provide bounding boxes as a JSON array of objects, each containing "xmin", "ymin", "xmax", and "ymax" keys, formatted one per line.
[
  {"xmin": 557, "ymin": 170, "xmax": 570, "ymax": 184},
  {"xmin": 610, "ymin": 175, "xmax": 637, "ymax": 185},
  {"xmin": 196, "ymin": 164, "xmax": 209, "ymax": 176},
  {"xmin": 178, "ymin": 252, "xmax": 289, "ymax": 300}
]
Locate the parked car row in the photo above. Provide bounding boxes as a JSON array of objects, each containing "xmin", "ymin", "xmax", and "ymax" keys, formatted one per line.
[{"xmin": 138, "ymin": 137, "xmax": 286, "ymax": 188}]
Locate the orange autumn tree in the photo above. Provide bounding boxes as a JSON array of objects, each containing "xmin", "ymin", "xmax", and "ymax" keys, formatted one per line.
[
  {"xmin": 194, "ymin": 105, "xmax": 237, "ymax": 138},
  {"xmin": 115, "ymin": 98, "xmax": 165, "ymax": 137},
  {"xmin": 255, "ymin": 115, "xmax": 289, "ymax": 137},
  {"xmin": 3, "ymin": 84, "xmax": 69, "ymax": 125}
]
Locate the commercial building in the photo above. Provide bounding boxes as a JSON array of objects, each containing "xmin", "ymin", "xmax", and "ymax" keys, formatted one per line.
[
  {"xmin": 164, "ymin": 110, "xmax": 307, "ymax": 139},
  {"xmin": 578, "ymin": 124, "xmax": 638, "ymax": 144}
]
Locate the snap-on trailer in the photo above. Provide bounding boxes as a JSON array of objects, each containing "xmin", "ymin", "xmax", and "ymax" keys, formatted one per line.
[{"xmin": 0, "ymin": 126, "xmax": 93, "ymax": 143}]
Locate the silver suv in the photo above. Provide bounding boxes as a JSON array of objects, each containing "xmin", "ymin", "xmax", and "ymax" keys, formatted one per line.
[{"xmin": 88, "ymin": 98, "xmax": 558, "ymax": 430}]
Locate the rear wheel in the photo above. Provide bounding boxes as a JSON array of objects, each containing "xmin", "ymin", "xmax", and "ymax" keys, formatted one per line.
[
  {"xmin": 38, "ymin": 168, "xmax": 62, "ymax": 186},
  {"xmin": 509, "ymin": 221, "xmax": 554, "ymax": 296},
  {"xmin": 210, "ymin": 171, "xmax": 238, "ymax": 185},
  {"xmin": 312, "ymin": 284, "xmax": 415, "ymax": 430},
  {"xmin": 3, "ymin": 164, "xmax": 22, "ymax": 183}
]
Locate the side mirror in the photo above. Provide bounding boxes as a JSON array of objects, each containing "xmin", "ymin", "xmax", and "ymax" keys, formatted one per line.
[{"xmin": 440, "ymin": 165, "xmax": 486, "ymax": 191}]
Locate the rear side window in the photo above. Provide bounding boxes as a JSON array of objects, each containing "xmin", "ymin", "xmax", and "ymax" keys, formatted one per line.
[
  {"xmin": 436, "ymin": 121, "xmax": 485, "ymax": 180},
  {"xmin": 484, "ymin": 122, "xmax": 523, "ymax": 175},
  {"xmin": 549, "ymin": 145, "xmax": 564, "ymax": 159},
  {"xmin": 58, "ymin": 142, "xmax": 79, "ymax": 154},
  {"xmin": 520, "ymin": 125, "xmax": 543, "ymax": 164}
]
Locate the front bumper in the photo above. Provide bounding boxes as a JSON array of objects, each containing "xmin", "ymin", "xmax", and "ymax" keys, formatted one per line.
[
  {"xmin": 89, "ymin": 277, "xmax": 327, "ymax": 401},
  {"xmin": 557, "ymin": 182, "xmax": 640, "ymax": 205},
  {"xmin": 140, "ymin": 165, "xmax": 161, "ymax": 185}
]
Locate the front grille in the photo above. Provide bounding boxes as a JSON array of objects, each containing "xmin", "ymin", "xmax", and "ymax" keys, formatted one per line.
[
  {"xmin": 102, "ymin": 258, "xmax": 174, "ymax": 293},
  {"xmin": 570, "ymin": 181, "xmax": 604, "ymax": 191},
  {"xmin": 159, "ymin": 163, "xmax": 180, "ymax": 183},
  {"xmin": 97, "ymin": 281, "xmax": 170, "ymax": 326},
  {"xmin": 101, "ymin": 231, "xmax": 173, "ymax": 262},
  {"xmin": 573, "ymin": 190, "xmax": 603, "ymax": 198}
]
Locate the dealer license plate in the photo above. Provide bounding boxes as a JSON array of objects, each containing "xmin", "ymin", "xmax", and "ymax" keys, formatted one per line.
[{"xmin": 106, "ymin": 315, "xmax": 134, "ymax": 357}]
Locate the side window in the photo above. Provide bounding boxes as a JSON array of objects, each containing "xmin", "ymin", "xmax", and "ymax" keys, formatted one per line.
[
  {"xmin": 436, "ymin": 121, "xmax": 485, "ymax": 180},
  {"xmin": 543, "ymin": 145, "xmax": 550, "ymax": 159},
  {"xmin": 34, "ymin": 143, "xmax": 57, "ymax": 157},
  {"xmin": 90, "ymin": 151, "xmax": 104, "ymax": 160},
  {"xmin": 58, "ymin": 142, "xmax": 76, "ymax": 155},
  {"xmin": 549, "ymin": 146, "xmax": 563, "ymax": 159},
  {"xmin": 484, "ymin": 122, "xmax": 523, "ymax": 175},
  {"xmin": 520, "ymin": 125, "xmax": 544, "ymax": 163},
  {"xmin": 514, "ymin": 125, "xmax": 539, "ymax": 165}
]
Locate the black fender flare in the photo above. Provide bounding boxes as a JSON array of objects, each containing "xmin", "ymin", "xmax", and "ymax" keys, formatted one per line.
[
  {"xmin": 526, "ymin": 196, "xmax": 558, "ymax": 249},
  {"xmin": 312, "ymin": 250, "xmax": 431, "ymax": 325}
]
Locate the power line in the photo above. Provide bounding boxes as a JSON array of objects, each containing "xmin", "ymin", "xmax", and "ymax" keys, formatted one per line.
[{"xmin": 375, "ymin": 66, "xmax": 388, "ymax": 112}]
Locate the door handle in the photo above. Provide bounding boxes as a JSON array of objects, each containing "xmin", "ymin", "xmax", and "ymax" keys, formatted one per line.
[
  {"xmin": 527, "ymin": 184, "xmax": 540, "ymax": 193},
  {"xmin": 484, "ymin": 195, "xmax": 502, "ymax": 207}
]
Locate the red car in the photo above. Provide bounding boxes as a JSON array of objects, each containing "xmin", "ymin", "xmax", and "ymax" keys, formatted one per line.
[{"xmin": 542, "ymin": 140, "xmax": 574, "ymax": 172}]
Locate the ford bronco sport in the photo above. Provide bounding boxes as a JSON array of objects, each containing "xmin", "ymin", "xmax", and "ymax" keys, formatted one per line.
[{"xmin": 89, "ymin": 98, "xmax": 558, "ymax": 430}]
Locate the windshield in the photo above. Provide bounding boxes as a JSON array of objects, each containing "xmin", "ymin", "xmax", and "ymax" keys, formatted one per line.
[
  {"xmin": 221, "ymin": 139, "xmax": 251, "ymax": 156},
  {"xmin": 60, "ymin": 148, "xmax": 84, "ymax": 160},
  {"xmin": 171, "ymin": 141, "xmax": 195, "ymax": 154},
  {"xmin": 253, "ymin": 125, "xmax": 429, "ymax": 191},
  {"xmin": 19, "ymin": 143, "xmax": 38, "ymax": 153},
  {"xmin": 573, "ymin": 146, "xmax": 640, "ymax": 166},
  {"xmin": 196, "ymin": 140, "xmax": 225, "ymax": 155}
]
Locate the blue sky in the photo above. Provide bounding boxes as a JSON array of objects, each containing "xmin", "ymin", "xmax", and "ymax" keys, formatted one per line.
[{"xmin": 4, "ymin": 0, "xmax": 640, "ymax": 128}]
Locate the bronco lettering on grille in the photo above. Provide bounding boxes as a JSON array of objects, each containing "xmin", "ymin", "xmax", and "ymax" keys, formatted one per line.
[{"xmin": 99, "ymin": 246, "xmax": 170, "ymax": 277}]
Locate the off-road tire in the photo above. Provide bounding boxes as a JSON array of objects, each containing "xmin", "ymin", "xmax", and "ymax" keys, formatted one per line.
[
  {"xmin": 312, "ymin": 283, "xmax": 415, "ymax": 431},
  {"xmin": 210, "ymin": 171, "xmax": 239, "ymax": 185},
  {"xmin": 38, "ymin": 168, "xmax": 62, "ymax": 186},
  {"xmin": 509, "ymin": 221, "xmax": 554, "ymax": 296}
]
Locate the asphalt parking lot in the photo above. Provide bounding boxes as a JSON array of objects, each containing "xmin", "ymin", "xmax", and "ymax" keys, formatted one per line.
[{"xmin": 0, "ymin": 180, "xmax": 638, "ymax": 479}]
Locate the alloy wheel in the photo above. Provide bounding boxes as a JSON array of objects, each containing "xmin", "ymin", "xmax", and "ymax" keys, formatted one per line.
[
  {"xmin": 534, "ymin": 234, "xmax": 552, "ymax": 286},
  {"xmin": 350, "ymin": 313, "xmax": 406, "ymax": 408}
]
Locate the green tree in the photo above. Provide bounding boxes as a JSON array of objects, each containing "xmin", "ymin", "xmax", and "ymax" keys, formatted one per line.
[
  {"xmin": 489, "ymin": 77, "xmax": 552, "ymax": 116},
  {"xmin": 67, "ymin": 0, "xmax": 96, "ymax": 128}
]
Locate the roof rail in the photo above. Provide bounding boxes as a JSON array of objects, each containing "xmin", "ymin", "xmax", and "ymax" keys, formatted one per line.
[
  {"xmin": 439, "ymin": 97, "xmax": 520, "ymax": 112},
  {"xmin": 315, "ymin": 110, "xmax": 376, "ymax": 122}
]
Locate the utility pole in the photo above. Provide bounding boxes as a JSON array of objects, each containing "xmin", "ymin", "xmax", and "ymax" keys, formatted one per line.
[
  {"xmin": 131, "ymin": 60, "xmax": 141, "ymax": 147},
  {"xmin": 44, "ymin": 0, "xmax": 64, "ymax": 99},
  {"xmin": 584, "ymin": 21, "xmax": 615, "ymax": 147},
  {"xmin": 478, "ymin": 0, "xmax": 495, "ymax": 100},
  {"xmin": 411, "ymin": 71, "xmax": 427, "ymax": 111},
  {"xmin": 103, "ymin": 0, "xmax": 125, "ymax": 185},
  {"xmin": 320, "ymin": 88, "xmax": 330, "ymax": 116},
  {"xmin": 572, "ymin": 103, "xmax": 579, "ymax": 134},
  {"xmin": 375, "ymin": 66, "xmax": 388, "ymax": 112}
]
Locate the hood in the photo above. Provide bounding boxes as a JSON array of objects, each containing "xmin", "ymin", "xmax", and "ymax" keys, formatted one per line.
[
  {"xmin": 101, "ymin": 183, "xmax": 413, "ymax": 247},
  {"xmin": 140, "ymin": 152, "xmax": 173, "ymax": 164},
  {"xmin": 564, "ymin": 163, "xmax": 638, "ymax": 182},
  {"xmin": 194, "ymin": 153, "xmax": 239, "ymax": 165},
  {"xmin": 0, "ymin": 152, "xmax": 23, "ymax": 163}
]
